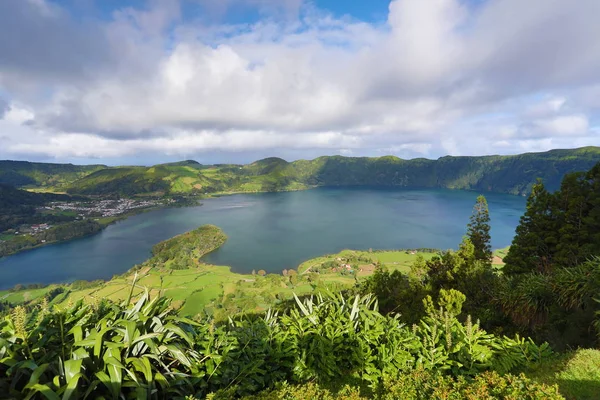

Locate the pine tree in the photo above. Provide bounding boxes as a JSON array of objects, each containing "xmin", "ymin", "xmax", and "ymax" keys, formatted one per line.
[
  {"xmin": 503, "ymin": 181, "xmax": 558, "ymax": 275},
  {"xmin": 466, "ymin": 195, "xmax": 492, "ymax": 264}
]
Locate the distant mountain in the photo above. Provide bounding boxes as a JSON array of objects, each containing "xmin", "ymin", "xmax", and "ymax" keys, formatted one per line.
[
  {"xmin": 2, "ymin": 147, "xmax": 600, "ymax": 196},
  {"xmin": 0, "ymin": 160, "xmax": 106, "ymax": 188}
]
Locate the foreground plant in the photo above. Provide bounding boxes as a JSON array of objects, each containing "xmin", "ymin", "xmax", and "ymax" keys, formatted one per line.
[
  {"xmin": 230, "ymin": 370, "xmax": 563, "ymax": 400},
  {"xmin": 1, "ymin": 289, "xmax": 553, "ymax": 399},
  {"xmin": 0, "ymin": 289, "xmax": 199, "ymax": 399}
]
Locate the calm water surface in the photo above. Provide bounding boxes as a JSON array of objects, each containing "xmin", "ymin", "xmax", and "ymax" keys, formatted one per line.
[{"xmin": 0, "ymin": 188, "xmax": 526, "ymax": 289}]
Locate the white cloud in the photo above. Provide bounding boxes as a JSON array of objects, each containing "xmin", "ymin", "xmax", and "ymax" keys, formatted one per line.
[
  {"xmin": 0, "ymin": 0, "xmax": 599, "ymax": 162},
  {"xmin": 532, "ymin": 115, "xmax": 589, "ymax": 137}
]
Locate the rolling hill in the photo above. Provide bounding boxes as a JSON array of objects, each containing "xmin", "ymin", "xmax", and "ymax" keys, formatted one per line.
[
  {"xmin": 2, "ymin": 147, "xmax": 600, "ymax": 196},
  {"xmin": 65, "ymin": 147, "xmax": 600, "ymax": 196},
  {"xmin": 0, "ymin": 160, "xmax": 105, "ymax": 188}
]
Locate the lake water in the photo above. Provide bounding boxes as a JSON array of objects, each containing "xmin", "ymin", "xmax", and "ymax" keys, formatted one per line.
[{"xmin": 0, "ymin": 188, "xmax": 526, "ymax": 289}]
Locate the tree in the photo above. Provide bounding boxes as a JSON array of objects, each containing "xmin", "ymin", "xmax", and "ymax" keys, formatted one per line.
[
  {"xmin": 467, "ymin": 195, "xmax": 492, "ymax": 264},
  {"xmin": 504, "ymin": 180, "xmax": 559, "ymax": 275},
  {"xmin": 505, "ymin": 165, "xmax": 600, "ymax": 276},
  {"xmin": 408, "ymin": 254, "xmax": 428, "ymax": 284},
  {"xmin": 257, "ymin": 269, "xmax": 266, "ymax": 276}
]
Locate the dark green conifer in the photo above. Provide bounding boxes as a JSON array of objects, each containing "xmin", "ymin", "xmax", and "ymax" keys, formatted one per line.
[
  {"xmin": 503, "ymin": 181, "xmax": 557, "ymax": 275},
  {"xmin": 466, "ymin": 195, "xmax": 492, "ymax": 264}
]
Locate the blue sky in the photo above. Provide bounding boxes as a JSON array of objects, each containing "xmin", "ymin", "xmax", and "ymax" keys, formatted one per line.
[
  {"xmin": 0, "ymin": 0, "xmax": 599, "ymax": 165},
  {"xmin": 56, "ymin": 0, "xmax": 393, "ymax": 24}
]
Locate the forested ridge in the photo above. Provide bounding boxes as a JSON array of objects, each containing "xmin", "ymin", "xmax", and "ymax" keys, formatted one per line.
[{"xmin": 2, "ymin": 146, "xmax": 599, "ymax": 196}]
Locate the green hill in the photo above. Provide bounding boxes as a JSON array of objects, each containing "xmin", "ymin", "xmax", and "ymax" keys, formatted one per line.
[
  {"xmin": 62, "ymin": 147, "xmax": 600, "ymax": 196},
  {"xmin": 0, "ymin": 160, "xmax": 105, "ymax": 188},
  {"xmin": 2, "ymin": 147, "xmax": 600, "ymax": 196}
]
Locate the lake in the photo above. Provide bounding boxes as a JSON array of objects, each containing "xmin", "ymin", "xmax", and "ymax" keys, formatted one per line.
[{"xmin": 0, "ymin": 187, "xmax": 526, "ymax": 289}]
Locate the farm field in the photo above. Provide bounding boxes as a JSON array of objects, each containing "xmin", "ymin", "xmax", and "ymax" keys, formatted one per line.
[{"xmin": 0, "ymin": 242, "xmax": 443, "ymax": 318}]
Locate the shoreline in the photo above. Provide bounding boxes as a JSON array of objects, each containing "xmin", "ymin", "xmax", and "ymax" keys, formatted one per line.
[{"xmin": 0, "ymin": 200, "xmax": 199, "ymax": 259}]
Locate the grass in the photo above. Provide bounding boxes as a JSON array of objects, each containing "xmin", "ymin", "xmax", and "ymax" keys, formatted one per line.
[
  {"xmin": 55, "ymin": 264, "xmax": 244, "ymax": 316},
  {"xmin": 0, "ymin": 233, "xmax": 15, "ymax": 241},
  {"xmin": 0, "ymin": 235, "xmax": 508, "ymax": 325},
  {"xmin": 0, "ymin": 286, "xmax": 61, "ymax": 303},
  {"xmin": 2, "ymin": 244, "xmax": 442, "ymax": 320},
  {"xmin": 298, "ymin": 249, "xmax": 438, "ymax": 275},
  {"xmin": 494, "ymin": 246, "xmax": 510, "ymax": 260},
  {"xmin": 527, "ymin": 348, "xmax": 600, "ymax": 400}
]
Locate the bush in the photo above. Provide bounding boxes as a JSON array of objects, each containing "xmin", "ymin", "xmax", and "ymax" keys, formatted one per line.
[
  {"xmin": 234, "ymin": 370, "xmax": 563, "ymax": 400},
  {"xmin": 0, "ymin": 290, "xmax": 552, "ymax": 399}
]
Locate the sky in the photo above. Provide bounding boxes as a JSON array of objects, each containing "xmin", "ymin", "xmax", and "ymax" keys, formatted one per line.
[{"xmin": 0, "ymin": 0, "xmax": 599, "ymax": 165}]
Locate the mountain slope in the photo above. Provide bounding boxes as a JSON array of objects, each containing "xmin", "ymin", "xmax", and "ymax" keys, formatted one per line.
[
  {"xmin": 4, "ymin": 147, "xmax": 600, "ymax": 197},
  {"xmin": 66, "ymin": 146, "xmax": 600, "ymax": 196},
  {"xmin": 0, "ymin": 160, "xmax": 106, "ymax": 188}
]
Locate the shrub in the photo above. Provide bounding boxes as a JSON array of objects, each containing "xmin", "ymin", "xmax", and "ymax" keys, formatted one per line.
[
  {"xmin": 0, "ymin": 290, "xmax": 552, "ymax": 399},
  {"xmin": 234, "ymin": 370, "xmax": 563, "ymax": 400}
]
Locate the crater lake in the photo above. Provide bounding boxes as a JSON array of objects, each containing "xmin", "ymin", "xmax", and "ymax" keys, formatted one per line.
[{"xmin": 0, "ymin": 187, "xmax": 526, "ymax": 289}]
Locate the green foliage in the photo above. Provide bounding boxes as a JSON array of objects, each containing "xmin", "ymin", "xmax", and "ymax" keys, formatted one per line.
[
  {"xmin": 527, "ymin": 349, "xmax": 600, "ymax": 400},
  {"xmin": 497, "ymin": 258, "xmax": 600, "ymax": 348},
  {"xmin": 148, "ymin": 225, "xmax": 227, "ymax": 270},
  {"xmin": 467, "ymin": 195, "xmax": 492, "ymax": 264},
  {"xmin": 504, "ymin": 181, "xmax": 560, "ymax": 275},
  {"xmin": 0, "ymin": 290, "xmax": 198, "ymax": 399},
  {"xmin": 237, "ymin": 370, "xmax": 563, "ymax": 400},
  {"xmin": 498, "ymin": 162, "xmax": 600, "ymax": 348},
  {"xmin": 0, "ymin": 290, "xmax": 551, "ymax": 399},
  {"xmin": 505, "ymin": 162, "xmax": 600, "ymax": 275},
  {"xmin": 358, "ymin": 266, "xmax": 426, "ymax": 323},
  {"xmin": 0, "ymin": 184, "xmax": 76, "ymax": 232},
  {"xmin": 0, "ymin": 220, "xmax": 103, "ymax": 257},
  {"xmin": 0, "ymin": 161, "xmax": 105, "ymax": 188},
  {"xmin": 46, "ymin": 147, "xmax": 600, "ymax": 196}
]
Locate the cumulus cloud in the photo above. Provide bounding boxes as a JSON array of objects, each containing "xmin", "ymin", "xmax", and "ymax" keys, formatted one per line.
[{"xmin": 0, "ymin": 0, "xmax": 599, "ymax": 163}]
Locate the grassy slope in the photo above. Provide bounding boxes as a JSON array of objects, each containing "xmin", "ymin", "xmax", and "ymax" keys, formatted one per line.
[
  {"xmin": 61, "ymin": 147, "xmax": 600, "ymax": 197},
  {"xmin": 0, "ymin": 160, "xmax": 105, "ymax": 189},
  {"xmin": 0, "ymin": 236, "xmax": 438, "ymax": 318},
  {"xmin": 528, "ymin": 349, "xmax": 600, "ymax": 400}
]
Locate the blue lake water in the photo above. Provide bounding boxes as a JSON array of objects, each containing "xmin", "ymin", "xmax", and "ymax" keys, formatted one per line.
[{"xmin": 0, "ymin": 187, "xmax": 526, "ymax": 289}]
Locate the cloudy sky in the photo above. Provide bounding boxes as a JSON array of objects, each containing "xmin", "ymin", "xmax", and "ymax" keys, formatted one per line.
[{"xmin": 0, "ymin": 0, "xmax": 599, "ymax": 165}]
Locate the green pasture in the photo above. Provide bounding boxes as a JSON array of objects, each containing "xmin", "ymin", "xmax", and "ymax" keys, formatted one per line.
[{"xmin": 528, "ymin": 348, "xmax": 600, "ymax": 400}]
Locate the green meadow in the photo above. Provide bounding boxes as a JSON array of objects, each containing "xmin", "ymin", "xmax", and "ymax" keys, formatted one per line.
[{"xmin": 0, "ymin": 227, "xmax": 443, "ymax": 320}]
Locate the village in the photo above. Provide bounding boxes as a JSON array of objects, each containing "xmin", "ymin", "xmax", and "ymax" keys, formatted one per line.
[
  {"xmin": 44, "ymin": 198, "xmax": 171, "ymax": 218},
  {"xmin": 1, "ymin": 198, "xmax": 172, "ymax": 242}
]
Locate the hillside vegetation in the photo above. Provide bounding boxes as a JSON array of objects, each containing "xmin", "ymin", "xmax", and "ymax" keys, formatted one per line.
[
  {"xmin": 3, "ymin": 147, "xmax": 599, "ymax": 196},
  {"xmin": 63, "ymin": 147, "xmax": 600, "ymax": 196},
  {"xmin": 0, "ymin": 184, "xmax": 76, "ymax": 234},
  {"xmin": 0, "ymin": 160, "xmax": 105, "ymax": 188}
]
